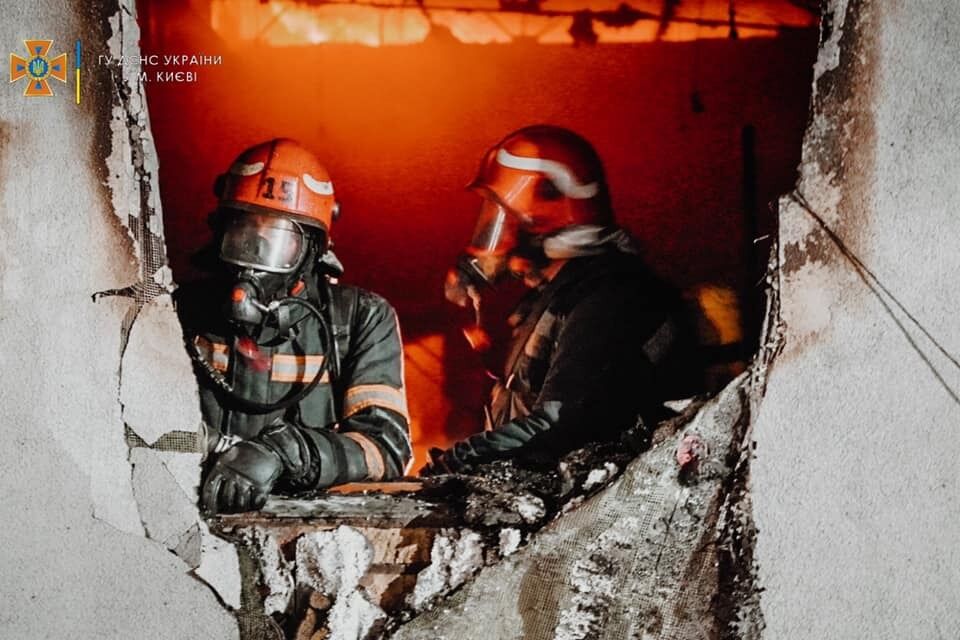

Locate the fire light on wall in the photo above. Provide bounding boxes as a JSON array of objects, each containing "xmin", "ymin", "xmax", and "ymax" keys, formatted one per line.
[{"xmin": 209, "ymin": 0, "xmax": 816, "ymax": 47}]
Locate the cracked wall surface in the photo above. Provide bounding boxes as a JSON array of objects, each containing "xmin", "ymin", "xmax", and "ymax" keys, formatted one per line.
[
  {"xmin": 0, "ymin": 2, "xmax": 237, "ymax": 637},
  {"xmin": 752, "ymin": 1, "xmax": 960, "ymax": 637}
]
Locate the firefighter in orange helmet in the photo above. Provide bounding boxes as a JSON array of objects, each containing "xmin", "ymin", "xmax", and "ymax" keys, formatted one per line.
[
  {"xmin": 176, "ymin": 139, "xmax": 411, "ymax": 513},
  {"xmin": 423, "ymin": 125, "xmax": 693, "ymax": 475}
]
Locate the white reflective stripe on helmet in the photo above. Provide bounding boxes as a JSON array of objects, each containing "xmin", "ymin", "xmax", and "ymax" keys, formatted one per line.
[
  {"xmin": 229, "ymin": 161, "xmax": 264, "ymax": 176},
  {"xmin": 302, "ymin": 173, "xmax": 334, "ymax": 195},
  {"xmin": 496, "ymin": 148, "xmax": 599, "ymax": 200}
]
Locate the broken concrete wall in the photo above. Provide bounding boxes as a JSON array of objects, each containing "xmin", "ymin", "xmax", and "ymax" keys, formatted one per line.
[
  {"xmin": 0, "ymin": 2, "xmax": 236, "ymax": 637},
  {"xmin": 752, "ymin": 1, "xmax": 960, "ymax": 637},
  {"xmin": 390, "ymin": 375, "xmax": 752, "ymax": 640},
  {"xmin": 213, "ymin": 492, "xmax": 463, "ymax": 639}
]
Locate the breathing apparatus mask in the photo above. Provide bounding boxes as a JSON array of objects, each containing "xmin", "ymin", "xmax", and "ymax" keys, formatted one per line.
[
  {"xmin": 185, "ymin": 209, "xmax": 336, "ymax": 415},
  {"xmin": 444, "ymin": 199, "xmax": 539, "ymax": 303},
  {"xmin": 444, "ymin": 196, "xmax": 634, "ymax": 352},
  {"xmin": 218, "ymin": 211, "xmax": 320, "ymax": 337},
  {"xmin": 444, "ymin": 199, "xmax": 550, "ymax": 352}
]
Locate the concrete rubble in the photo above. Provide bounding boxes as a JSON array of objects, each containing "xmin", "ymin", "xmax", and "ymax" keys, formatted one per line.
[
  {"xmin": 296, "ymin": 527, "xmax": 387, "ymax": 640},
  {"xmin": 408, "ymin": 528, "xmax": 485, "ymax": 609},
  {"xmin": 389, "ymin": 376, "xmax": 752, "ymax": 640},
  {"xmin": 213, "ymin": 395, "xmax": 732, "ymax": 639}
]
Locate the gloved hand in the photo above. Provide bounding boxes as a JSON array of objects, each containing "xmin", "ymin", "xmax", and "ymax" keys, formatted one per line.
[
  {"xmin": 419, "ymin": 446, "xmax": 467, "ymax": 477},
  {"xmin": 201, "ymin": 440, "xmax": 283, "ymax": 514}
]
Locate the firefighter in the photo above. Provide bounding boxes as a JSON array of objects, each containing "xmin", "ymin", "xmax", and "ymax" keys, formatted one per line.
[
  {"xmin": 176, "ymin": 139, "xmax": 411, "ymax": 514},
  {"xmin": 422, "ymin": 125, "xmax": 692, "ymax": 475}
]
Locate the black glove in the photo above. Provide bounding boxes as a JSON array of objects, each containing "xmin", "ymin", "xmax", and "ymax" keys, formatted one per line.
[
  {"xmin": 201, "ymin": 440, "xmax": 283, "ymax": 514},
  {"xmin": 419, "ymin": 446, "xmax": 467, "ymax": 477}
]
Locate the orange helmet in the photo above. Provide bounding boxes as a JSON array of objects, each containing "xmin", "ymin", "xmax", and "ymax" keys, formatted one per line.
[
  {"xmin": 215, "ymin": 138, "xmax": 339, "ymax": 235},
  {"xmin": 468, "ymin": 125, "xmax": 612, "ymax": 237}
]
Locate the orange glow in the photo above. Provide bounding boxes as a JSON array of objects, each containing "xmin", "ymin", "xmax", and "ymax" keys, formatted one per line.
[
  {"xmin": 144, "ymin": 0, "xmax": 818, "ymax": 469},
  {"xmin": 689, "ymin": 284, "xmax": 748, "ymax": 391},
  {"xmin": 210, "ymin": 0, "xmax": 816, "ymax": 47},
  {"xmin": 211, "ymin": 1, "xmax": 430, "ymax": 47},
  {"xmin": 403, "ymin": 333, "xmax": 457, "ymax": 471}
]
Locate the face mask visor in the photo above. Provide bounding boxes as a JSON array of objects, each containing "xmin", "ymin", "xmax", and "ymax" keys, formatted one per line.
[
  {"xmin": 219, "ymin": 212, "xmax": 306, "ymax": 274},
  {"xmin": 466, "ymin": 198, "xmax": 520, "ymax": 261}
]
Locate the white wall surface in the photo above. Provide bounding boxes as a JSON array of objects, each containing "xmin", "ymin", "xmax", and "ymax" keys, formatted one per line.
[
  {"xmin": 0, "ymin": 2, "xmax": 237, "ymax": 637},
  {"xmin": 753, "ymin": 2, "xmax": 960, "ymax": 638}
]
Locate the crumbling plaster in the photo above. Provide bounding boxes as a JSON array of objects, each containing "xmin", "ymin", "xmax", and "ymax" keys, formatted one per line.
[
  {"xmin": 0, "ymin": 1, "xmax": 237, "ymax": 637},
  {"xmin": 752, "ymin": 1, "xmax": 960, "ymax": 638},
  {"xmin": 390, "ymin": 375, "xmax": 755, "ymax": 640}
]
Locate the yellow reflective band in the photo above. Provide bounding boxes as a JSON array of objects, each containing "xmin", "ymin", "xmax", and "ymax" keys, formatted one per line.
[
  {"xmin": 342, "ymin": 432, "xmax": 386, "ymax": 481},
  {"xmin": 270, "ymin": 354, "xmax": 328, "ymax": 383},
  {"xmin": 343, "ymin": 384, "xmax": 409, "ymax": 421},
  {"xmin": 194, "ymin": 336, "xmax": 229, "ymax": 372}
]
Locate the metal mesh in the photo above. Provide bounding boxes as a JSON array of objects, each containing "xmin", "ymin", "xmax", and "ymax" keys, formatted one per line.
[{"xmin": 124, "ymin": 425, "xmax": 200, "ymax": 453}]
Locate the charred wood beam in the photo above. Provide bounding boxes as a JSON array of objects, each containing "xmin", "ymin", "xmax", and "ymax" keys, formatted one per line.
[
  {"xmin": 656, "ymin": 0, "xmax": 681, "ymax": 39},
  {"xmin": 292, "ymin": 0, "xmax": 799, "ymax": 31}
]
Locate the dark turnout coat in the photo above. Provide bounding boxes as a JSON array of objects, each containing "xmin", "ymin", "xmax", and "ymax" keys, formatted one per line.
[
  {"xmin": 448, "ymin": 250, "xmax": 692, "ymax": 466},
  {"xmin": 176, "ymin": 275, "xmax": 412, "ymax": 486}
]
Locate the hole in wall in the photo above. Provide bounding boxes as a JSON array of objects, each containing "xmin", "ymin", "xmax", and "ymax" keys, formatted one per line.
[
  {"xmin": 142, "ymin": 0, "xmax": 818, "ymax": 469},
  {"xmin": 134, "ymin": 0, "xmax": 821, "ymax": 634}
]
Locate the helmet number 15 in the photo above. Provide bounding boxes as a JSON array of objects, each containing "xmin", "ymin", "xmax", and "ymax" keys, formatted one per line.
[{"xmin": 261, "ymin": 177, "xmax": 295, "ymax": 203}]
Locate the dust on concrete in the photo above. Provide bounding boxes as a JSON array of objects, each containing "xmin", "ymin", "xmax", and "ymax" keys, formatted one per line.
[
  {"xmin": 295, "ymin": 527, "xmax": 387, "ymax": 640},
  {"xmin": 408, "ymin": 529, "xmax": 485, "ymax": 610}
]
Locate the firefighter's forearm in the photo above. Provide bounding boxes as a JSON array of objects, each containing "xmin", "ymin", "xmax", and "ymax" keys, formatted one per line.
[
  {"xmin": 336, "ymin": 406, "xmax": 412, "ymax": 479},
  {"xmin": 450, "ymin": 402, "xmax": 563, "ymax": 464},
  {"xmin": 296, "ymin": 428, "xmax": 369, "ymax": 487},
  {"xmin": 253, "ymin": 420, "xmax": 366, "ymax": 490},
  {"xmin": 284, "ymin": 408, "xmax": 410, "ymax": 488},
  {"xmin": 421, "ymin": 414, "xmax": 551, "ymax": 475}
]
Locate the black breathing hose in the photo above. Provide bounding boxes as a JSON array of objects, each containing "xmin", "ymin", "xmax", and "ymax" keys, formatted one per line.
[{"xmin": 186, "ymin": 295, "xmax": 335, "ymax": 415}]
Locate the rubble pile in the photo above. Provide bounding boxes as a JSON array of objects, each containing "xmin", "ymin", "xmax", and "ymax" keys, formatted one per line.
[{"xmin": 391, "ymin": 375, "xmax": 753, "ymax": 640}]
